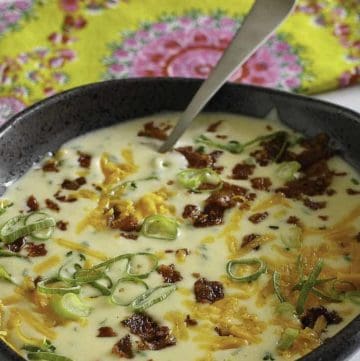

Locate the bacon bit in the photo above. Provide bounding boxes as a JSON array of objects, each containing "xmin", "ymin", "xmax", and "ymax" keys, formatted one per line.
[
  {"xmin": 157, "ymin": 264, "xmax": 183, "ymax": 283},
  {"xmin": 248, "ymin": 212, "xmax": 268, "ymax": 224},
  {"xmin": 167, "ymin": 180, "xmax": 174, "ymax": 185},
  {"xmin": 25, "ymin": 242, "xmax": 47, "ymax": 257},
  {"xmin": 347, "ymin": 188, "xmax": 360, "ymax": 195},
  {"xmin": 165, "ymin": 249, "xmax": 174, "ymax": 253},
  {"xmin": 214, "ymin": 327, "xmax": 231, "ymax": 336},
  {"xmin": 184, "ymin": 315, "xmax": 197, "ymax": 327},
  {"xmin": 241, "ymin": 233, "xmax": 260, "ymax": 248},
  {"xmin": 231, "ymin": 163, "xmax": 255, "ymax": 180},
  {"xmin": 26, "ymin": 195, "xmax": 39, "ymax": 212},
  {"xmin": 194, "ymin": 278, "xmax": 224, "ymax": 304},
  {"xmin": 42, "ymin": 160, "xmax": 59, "ymax": 172},
  {"xmin": 182, "ymin": 205, "xmax": 200, "ymax": 219},
  {"xmin": 216, "ymin": 134, "xmax": 227, "ymax": 139},
  {"xmin": 138, "ymin": 121, "xmax": 171, "ymax": 140},
  {"xmin": 207, "ymin": 120, "xmax": 222, "ymax": 132},
  {"xmin": 250, "ymin": 131, "xmax": 288, "ymax": 166},
  {"xmin": 97, "ymin": 326, "xmax": 118, "ymax": 337},
  {"xmin": 176, "ymin": 146, "xmax": 223, "ymax": 170},
  {"xmin": 122, "ymin": 313, "xmax": 176, "ymax": 350},
  {"xmin": 300, "ymin": 306, "xmax": 342, "ymax": 329},
  {"xmin": 61, "ymin": 177, "xmax": 86, "ymax": 191},
  {"xmin": 45, "ymin": 199, "xmax": 60, "ymax": 212},
  {"xmin": 6, "ymin": 237, "xmax": 26, "ymax": 253},
  {"xmin": 250, "ymin": 177, "xmax": 272, "ymax": 191},
  {"xmin": 120, "ymin": 233, "xmax": 138, "ymax": 240},
  {"xmin": 192, "ymin": 272, "xmax": 201, "ymax": 279},
  {"xmin": 333, "ymin": 171, "xmax": 347, "ymax": 176},
  {"xmin": 318, "ymin": 215, "xmax": 328, "ymax": 221},
  {"xmin": 33, "ymin": 276, "xmax": 43, "ymax": 287},
  {"xmin": 77, "ymin": 151, "xmax": 92, "ymax": 168},
  {"xmin": 356, "ymin": 233, "xmax": 360, "ymax": 242},
  {"xmin": 326, "ymin": 189, "xmax": 336, "ymax": 196},
  {"xmin": 54, "ymin": 191, "xmax": 77, "ymax": 203},
  {"xmin": 276, "ymin": 160, "xmax": 333, "ymax": 199},
  {"xmin": 56, "ymin": 220, "xmax": 68, "ymax": 231},
  {"xmin": 109, "ymin": 213, "xmax": 140, "ymax": 232},
  {"xmin": 303, "ymin": 198, "xmax": 326, "ymax": 210},
  {"xmin": 287, "ymin": 216, "xmax": 301, "ymax": 226},
  {"xmin": 266, "ymin": 125, "xmax": 273, "ymax": 131},
  {"xmin": 112, "ymin": 334, "xmax": 133, "ymax": 358}
]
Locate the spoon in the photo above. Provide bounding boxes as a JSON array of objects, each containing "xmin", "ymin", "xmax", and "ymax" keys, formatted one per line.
[{"xmin": 159, "ymin": 0, "xmax": 297, "ymax": 153}]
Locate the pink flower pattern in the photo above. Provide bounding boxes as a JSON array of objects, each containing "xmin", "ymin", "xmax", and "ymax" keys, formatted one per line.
[
  {"xmin": 103, "ymin": 13, "xmax": 304, "ymax": 92},
  {"xmin": 0, "ymin": 97, "xmax": 25, "ymax": 126}
]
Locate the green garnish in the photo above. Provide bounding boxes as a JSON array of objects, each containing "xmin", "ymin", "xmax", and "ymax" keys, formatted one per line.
[
  {"xmin": 345, "ymin": 291, "xmax": 360, "ymax": 305},
  {"xmin": 273, "ymin": 271, "xmax": 286, "ymax": 303},
  {"xmin": 280, "ymin": 225, "xmax": 302, "ymax": 250},
  {"xmin": 37, "ymin": 278, "xmax": 81, "ymax": 295},
  {"xmin": 73, "ymin": 269, "xmax": 106, "ymax": 284},
  {"xmin": 226, "ymin": 258, "xmax": 267, "ymax": 283},
  {"xmin": 0, "ymin": 265, "xmax": 14, "ymax": 283},
  {"xmin": 131, "ymin": 284, "xmax": 176, "ymax": 312},
  {"xmin": 276, "ymin": 161, "xmax": 301, "ymax": 181},
  {"xmin": 141, "ymin": 215, "xmax": 178, "ymax": 240},
  {"xmin": 0, "ymin": 201, "xmax": 13, "ymax": 216},
  {"xmin": 0, "ymin": 212, "xmax": 55, "ymax": 244},
  {"xmin": 277, "ymin": 328, "xmax": 299, "ymax": 350},
  {"xmin": 276, "ymin": 302, "xmax": 296, "ymax": 317},
  {"xmin": 296, "ymin": 259, "xmax": 323, "ymax": 314},
  {"xmin": 351, "ymin": 178, "xmax": 359, "ymax": 185},
  {"xmin": 176, "ymin": 168, "xmax": 222, "ymax": 192},
  {"xmin": 27, "ymin": 352, "xmax": 72, "ymax": 361},
  {"xmin": 111, "ymin": 277, "xmax": 148, "ymax": 306},
  {"xmin": 0, "ymin": 250, "xmax": 28, "ymax": 259},
  {"xmin": 50, "ymin": 293, "xmax": 91, "ymax": 320}
]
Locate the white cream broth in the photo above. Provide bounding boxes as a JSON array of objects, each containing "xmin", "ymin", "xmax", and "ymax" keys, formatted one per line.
[{"xmin": 0, "ymin": 113, "xmax": 359, "ymax": 361}]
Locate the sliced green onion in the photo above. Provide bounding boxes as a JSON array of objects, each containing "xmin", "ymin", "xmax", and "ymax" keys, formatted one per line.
[
  {"xmin": 37, "ymin": 278, "xmax": 81, "ymax": 295},
  {"xmin": 58, "ymin": 255, "xmax": 85, "ymax": 284},
  {"xmin": 310, "ymin": 287, "xmax": 342, "ymax": 303},
  {"xmin": 280, "ymin": 225, "xmax": 302, "ymax": 250},
  {"xmin": 226, "ymin": 258, "xmax": 267, "ymax": 283},
  {"xmin": 0, "ymin": 249, "xmax": 28, "ymax": 259},
  {"xmin": 110, "ymin": 176, "xmax": 159, "ymax": 197},
  {"xmin": 273, "ymin": 271, "xmax": 286, "ymax": 303},
  {"xmin": 111, "ymin": 277, "xmax": 148, "ymax": 306},
  {"xmin": 276, "ymin": 302, "xmax": 296, "ymax": 317},
  {"xmin": 277, "ymin": 328, "xmax": 299, "ymax": 350},
  {"xmin": 73, "ymin": 269, "xmax": 105, "ymax": 284},
  {"xmin": 92, "ymin": 254, "xmax": 129, "ymax": 270},
  {"xmin": 0, "ymin": 265, "xmax": 14, "ymax": 283},
  {"xmin": 90, "ymin": 276, "xmax": 113, "ymax": 296},
  {"xmin": 25, "ymin": 212, "xmax": 54, "ymax": 241},
  {"xmin": 141, "ymin": 215, "xmax": 178, "ymax": 240},
  {"xmin": 0, "ymin": 201, "xmax": 13, "ymax": 216},
  {"xmin": 131, "ymin": 284, "xmax": 176, "ymax": 312},
  {"xmin": 28, "ymin": 353, "xmax": 72, "ymax": 361},
  {"xmin": 195, "ymin": 135, "xmax": 244, "ymax": 154},
  {"xmin": 345, "ymin": 291, "xmax": 360, "ymax": 305},
  {"xmin": 50, "ymin": 293, "xmax": 91, "ymax": 320},
  {"xmin": 296, "ymin": 259, "xmax": 323, "ymax": 314},
  {"xmin": 0, "ymin": 214, "xmax": 55, "ymax": 244},
  {"xmin": 276, "ymin": 161, "xmax": 301, "ymax": 181},
  {"xmin": 176, "ymin": 168, "xmax": 222, "ymax": 192},
  {"xmin": 126, "ymin": 252, "xmax": 158, "ymax": 278}
]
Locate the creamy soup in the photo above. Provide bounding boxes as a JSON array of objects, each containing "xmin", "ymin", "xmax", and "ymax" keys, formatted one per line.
[{"xmin": 0, "ymin": 113, "xmax": 359, "ymax": 361}]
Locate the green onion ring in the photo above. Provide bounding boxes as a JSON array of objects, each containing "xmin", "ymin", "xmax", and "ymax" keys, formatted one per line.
[
  {"xmin": 277, "ymin": 328, "xmax": 299, "ymax": 350},
  {"xmin": 92, "ymin": 253, "xmax": 131, "ymax": 270},
  {"xmin": 273, "ymin": 271, "xmax": 286, "ymax": 303},
  {"xmin": 141, "ymin": 215, "xmax": 178, "ymax": 240},
  {"xmin": 73, "ymin": 269, "xmax": 106, "ymax": 284},
  {"xmin": 226, "ymin": 258, "xmax": 267, "ymax": 283},
  {"xmin": 27, "ymin": 352, "xmax": 73, "ymax": 361},
  {"xmin": 25, "ymin": 212, "xmax": 54, "ymax": 241},
  {"xmin": 0, "ymin": 249, "xmax": 28, "ymax": 259},
  {"xmin": 296, "ymin": 259, "xmax": 323, "ymax": 314},
  {"xmin": 345, "ymin": 291, "xmax": 360, "ymax": 305},
  {"xmin": 125, "ymin": 252, "xmax": 159, "ymax": 279},
  {"xmin": 37, "ymin": 278, "xmax": 81, "ymax": 295},
  {"xmin": 111, "ymin": 277, "xmax": 148, "ymax": 306},
  {"xmin": 50, "ymin": 293, "xmax": 91, "ymax": 320},
  {"xmin": 131, "ymin": 284, "xmax": 176, "ymax": 312}
]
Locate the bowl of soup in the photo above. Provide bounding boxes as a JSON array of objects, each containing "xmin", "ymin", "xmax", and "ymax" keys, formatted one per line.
[{"xmin": 0, "ymin": 78, "xmax": 359, "ymax": 361}]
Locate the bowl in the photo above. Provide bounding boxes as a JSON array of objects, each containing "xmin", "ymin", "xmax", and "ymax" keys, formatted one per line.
[{"xmin": 0, "ymin": 78, "xmax": 359, "ymax": 361}]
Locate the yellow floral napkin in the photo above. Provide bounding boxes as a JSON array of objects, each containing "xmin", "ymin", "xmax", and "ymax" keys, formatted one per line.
[{"xmin": 0, "ymin": 0, "xmax": 359, "ymax": 125}]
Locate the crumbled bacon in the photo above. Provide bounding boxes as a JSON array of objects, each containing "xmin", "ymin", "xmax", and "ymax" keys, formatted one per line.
[
  {"xmin": 108, "ymin": 213, "xmax": 140, "ymax": 232},
  {"xmin": 185, "ymin": 315, "xmax": 198, "ymax": 327},
  {"xmin": 45, "ymin": 198, "xmax": 60, "ymax": 212},
  {"xmin": 42, "ymin": 160, "xmax": 59, "ymax": 172},
  {"xmin": 157, "ymin": 264, "xmax": 183, "ymax": 283},
  {"xmin": 98, "ymin": 326, "xmax": 117, "ymax": 337},
  {"xmin": 347, "ymin": 188, "xmax": 360, "ymax": 195},
  {"xmin": 318, "ymin": 215, "xmax": 328, "ymax": 221},
  {"xmin": 356, "ymin": 232, "xmax": 360, "ymax": 242},
  {"xmin": 77, "ymin": 151, "xmax": 92, "ymax": 168},
  {"xmin": 287, "ymin": 216, "xmax": 301, "ymax": 226},
  {"xmin": 61, "ymin": 177, "xmax": 86, "ymax": 191},
  {"xmin": 241, "ymin": 233, "xmax": 261, "ymax": 248},
  {"xmin": 6, "ymin": 237, "xmax": 26, "ymax": 253},
  {"xmin": 120, "ymin": 233, "xmax": 138, "ymax": 240},
  {"xmin": 112, "ymin": 335, "xmax": 133, "ymax": 358},
  {"xmin": 182, "ymin": 205, "xmax": 200, "ymax": 219},
  {"xmin": 26, "ymin": 195, "xmax": 39, "ymax": 212},
  {"xmin": 56, "ymin": 220, "xmax": 68, "ymax": 231},
  {"xmin": 303, "ymin": 198, "xmax": 326, "ymax": 210},
  {"xmin": 250, "ymin": 177, "xmax": 272, "ymax": 191},
  {"xmin": 25, "ymin": 242, "xmax": 47, "ymax": 257},
  {"xmin": 122, "ymin": 313, "xmax": 176, "ymax": 350},
  {"xmin": 248, "ymin": 212, "xmax": 268, "ymax": 224},
  {"xmin": 54, "ymin": 191, "xmax": 77, "ymax": 203},
  {"xmin": 194, "ymin": 278, "xmax": 224, "ymax": 304},
  {"xmin": 300, "ymin": 306, "xmax": 342, "ymax": 329},
  {"xmin": 176, "ymin": 146, "xmax": 223, "ymax": 170},
  {"xmin": 192, "ymin": 272, "xmax": 201, "ymax": 279},
  {"xmin": 137, "ymin": 121, "xmax": 172, "ymax": 140},
  {"xmin": 207, "ymin": 120, "xmax": 222, "ymax": 132},
  {"xmin": 231, "ymin": 163, "xmax": 255, "ymax": 180}
]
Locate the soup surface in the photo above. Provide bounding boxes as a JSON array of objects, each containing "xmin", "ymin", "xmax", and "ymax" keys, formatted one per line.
[{"xmin": 0, "ymin": 113, "xmax": 359, "ymax": 361}]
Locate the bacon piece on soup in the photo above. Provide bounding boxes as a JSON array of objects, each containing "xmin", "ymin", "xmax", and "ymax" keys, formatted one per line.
[
  {"xmin": 157, "ymin": 264, "xmax": 183, "ymax": 283},
  {"xmin": 112, "ymin": 334, "xmax": 133, "ymax": 358},
  {"xmin": 137, "ymin": 121, "xmax": 171, "ymax": 140},
  {"xmin": 194, "ymin": 278, "xmax": 224, "ymax": 304}
]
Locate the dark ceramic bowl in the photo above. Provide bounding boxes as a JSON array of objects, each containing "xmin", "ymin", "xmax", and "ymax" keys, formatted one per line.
[{"xmin": 0, "ymin": 78, "xmax": 359, "ymax": 361}]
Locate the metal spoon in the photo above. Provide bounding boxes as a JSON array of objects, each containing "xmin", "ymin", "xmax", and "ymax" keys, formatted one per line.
[{"xmin": 159, "ymin": 0, "xmax": 297, "ymax": 153}]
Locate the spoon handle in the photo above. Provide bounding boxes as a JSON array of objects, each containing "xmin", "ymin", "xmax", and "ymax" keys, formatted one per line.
[{"xmin": 159, "ymin": 0, "xmax": 296, "ymax": 153}]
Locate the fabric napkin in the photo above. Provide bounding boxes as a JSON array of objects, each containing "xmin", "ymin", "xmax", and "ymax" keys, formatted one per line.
[{"xmin": 0, "ymin": 0, "xmax": 359, "ymax": 125}]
